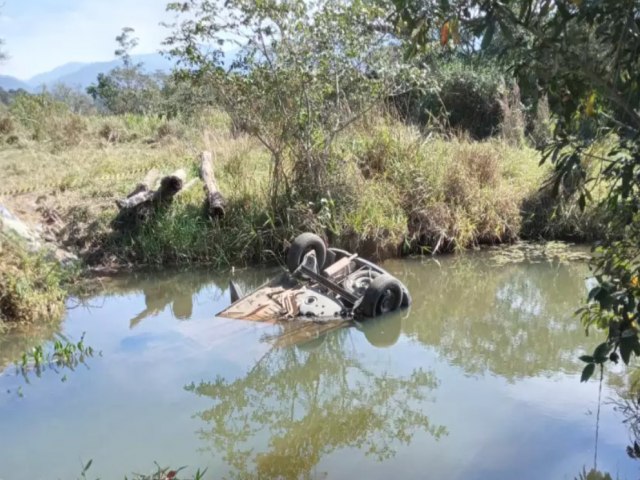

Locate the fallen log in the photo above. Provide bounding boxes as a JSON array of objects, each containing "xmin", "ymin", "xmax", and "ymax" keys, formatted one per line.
[
  {"xmin": 115, "ymin": 168, "xmax": 160, "ymax": 210},
  {"xmin": 156, "ymin": 169, "xmax": 186, "ymax": 203},
  {"xmin": 113, "ymin": 169, "xmax": 187, "ymax": 230},
  {"xmin": 200, "ymin": 151, "xmax": 226, "ymax": 219}
]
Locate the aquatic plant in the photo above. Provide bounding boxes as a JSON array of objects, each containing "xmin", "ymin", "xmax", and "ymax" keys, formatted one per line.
[
  {"xmin": 78, "ymin": 460, "xmax": 207, "ymax": 480},
  {"xmin": 5, "ymin": 333, "xmax": 97, "ymax": 391}
]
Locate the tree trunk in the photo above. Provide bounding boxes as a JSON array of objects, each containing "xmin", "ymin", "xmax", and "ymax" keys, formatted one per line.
[
  {"xmin": 199, "ymin": 151, "xmax": 226, "ymax": 219},
  {"xmin": 116, "ymin": 168, "xmax": 159, "ymax": 209},
  {"xmin": 113, "ymin": 169, "xmax": 187, "ymax": 231}
]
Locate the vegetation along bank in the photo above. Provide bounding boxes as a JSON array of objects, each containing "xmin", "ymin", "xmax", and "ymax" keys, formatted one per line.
[{"xmin": 0, "ymin": 2, "xmax": 606, "ymax": 328}]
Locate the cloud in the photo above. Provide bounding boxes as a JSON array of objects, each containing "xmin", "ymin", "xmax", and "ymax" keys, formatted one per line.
[{"xmin": 1, "ymin": 0, "xmax": 171, "ymax": 79}]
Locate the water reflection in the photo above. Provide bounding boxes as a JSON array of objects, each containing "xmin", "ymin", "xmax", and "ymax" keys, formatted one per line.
[
  {"xmin": 5, "ymin": 251, "xmax": 640, "ymax": 479},
  {"xmin": 186, "ymin": 329, "xmax": 446, "ymax": 479},
  {"xmin": 385, "ymin": 255, "xmax": 590, "ymax": 379},
  {"xmin": 100, "ymin": 269, "xmax": 277, "ymax": 327},
  {"xmin": 575, "ymin": 467, "xmax": 614, "ymax": 480},
  {"xmin": 0, "ymin": 322, "xmax": 59, "ymax": 373}
]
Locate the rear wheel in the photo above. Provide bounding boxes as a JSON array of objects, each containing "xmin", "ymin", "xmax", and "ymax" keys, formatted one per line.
[
  {"xmin": 360, "ymin": 274, "xmax": 403, "ymax": 318},
  {"xmin": 344, "ymin": 270, "xmax": 379, "ymax": 297},
  {"xmin": 286, "ymin": 233, "xmax": 327, "ymax": 273}
]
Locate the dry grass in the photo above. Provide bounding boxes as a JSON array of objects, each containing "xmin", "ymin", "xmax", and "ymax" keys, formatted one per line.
[
  {"xmin": 337, "ymin": 119, "xmax": 546, "ymax": 253},
  {"xmin": 0, "ymin": 109, "xmax": 599, "ymax": 269}
]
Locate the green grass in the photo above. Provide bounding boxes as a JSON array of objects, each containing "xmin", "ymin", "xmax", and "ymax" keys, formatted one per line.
[
  {"xmin": 332, "ymin": 120, "xmax": 547, "ymax": 254},
  {"xmin": 0, "ymin": 107, "xmax": 604, "ymax": 327},
  {"xmin": 0, "ymin": 235, "xmax": 68, "ymax": 327},
  {"xmin": 0, "ymin": 109, "xmax": 603, "ymax": 271}
]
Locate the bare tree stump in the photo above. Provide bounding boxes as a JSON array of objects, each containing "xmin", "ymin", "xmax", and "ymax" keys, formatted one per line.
[
  {"xmin": 116, "ymin": 168, "xmax": 160, "ymax": 210},
  {"xmin": 156, "ymin": 169, "xmax": 186, "ymax": 203},
  {"xmin": 113, "ymin": 169, "xmax": 188, "ymax": 231},
  {"xmin": 200, "ymin": 151, "xmax": 227, "ymax": 219}
]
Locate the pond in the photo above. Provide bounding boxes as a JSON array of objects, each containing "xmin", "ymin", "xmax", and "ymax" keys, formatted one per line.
[{"xmin": 0, "ymin": 248, "xmax": 638, "ymax": 479}]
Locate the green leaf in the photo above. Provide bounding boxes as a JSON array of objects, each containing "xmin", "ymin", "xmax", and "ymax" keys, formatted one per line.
[
  {"xmin": 579, "ymin": 355, "xmax": 594, "ymax": 363},
  {"xmin": 578, "ymin": 193, "xmax": 586, "ymax": 212},
  {"xmin": 620, "ymin": 335, "xmax": 639, "ymax": 365},
  {"xmin": 581, "ymin": 363, "xmax": 595, "ymax": 382},
  {"xmin": 593, "ymin": 342, "xmax": 611, "ymax": 363},
  {"xmin": 497, "ymin": 17, "xmax": 514, "ymax": 43},
  {"xmin": 481, "ymin": 21, "xmax": 495, "ymax": 50}
]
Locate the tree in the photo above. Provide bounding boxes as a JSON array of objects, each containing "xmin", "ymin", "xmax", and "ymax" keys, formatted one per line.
[
  {"xmin": 87, "ymin": 27, "xmax": 162, "ymax": 114},
  {"xmin": 164, "ymin": 0, "xmax": 417, "ymax": 205},
  {"xmin": 186, "ymin": 329, "xmax": 446, "ymax": 479},
  {"xmin": 388, "ymin": 0, "xmax": 640, "ymax": 377},
  {"xmin": 49, "ymin": 83, "xmax": 96, "ymax": 115}
]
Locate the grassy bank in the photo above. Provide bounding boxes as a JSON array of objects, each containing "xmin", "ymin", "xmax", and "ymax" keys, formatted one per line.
[
  {"xmin": 0, "ymin": 236, "xmax": 67, "ymax": 329},
  {"xmin": 0, "ymin": 103, "xmax": 603, "ymax": 326},
  {"xmin": 0, "ymin": 109, "xmax": 602, "ymax": 273}
]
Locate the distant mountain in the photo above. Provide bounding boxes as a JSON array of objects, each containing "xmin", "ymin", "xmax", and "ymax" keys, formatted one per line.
[
  {"xmin": 26, "ymin": 53, "xmax": 175, "ymax": 91},
  {"xmin": 6, "ymin": 50, "xmax": 236, "ymax": 93},
  {"xmin": 0, "ymin": 75, "xmax": 32, "ymax": 91},
  {"xmin": 28, "ymin": 62, "xmax": 87, "ymax": 88}
]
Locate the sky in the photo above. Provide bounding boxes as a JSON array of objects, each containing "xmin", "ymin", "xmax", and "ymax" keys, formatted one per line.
[{"xmin": 0, "ymin": 0, "xmax": 171, "ymax": 80}]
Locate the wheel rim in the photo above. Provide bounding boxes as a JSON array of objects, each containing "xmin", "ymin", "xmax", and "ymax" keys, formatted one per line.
[
  {"xmin": 379, "ymin": 288, "xmax": 399, "ymax": 313},
  {"xmin": 351, "ymin": 277, "xmax": 372, "ymax": 296},
  {"xmin": 344, "ymin": 271, "xmax": 377, "ymax": 296}
]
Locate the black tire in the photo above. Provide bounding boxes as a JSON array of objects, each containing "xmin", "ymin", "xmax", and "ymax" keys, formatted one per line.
[
  {"xmin": 401, "ymin": 288, "xmax": 412, "ymax": 308},
  {"xmin": 360, "ymin": 274, "xmax": 403, "ymax": 318},
  {"xmin": 286, "ymin": 233, "xmax": 327, "ymax": 273}
]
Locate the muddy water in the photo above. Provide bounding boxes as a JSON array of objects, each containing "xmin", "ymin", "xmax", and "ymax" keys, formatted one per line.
[{"xmin": 0, "ymin": 250, "xmax": 638, "ymax": 479}]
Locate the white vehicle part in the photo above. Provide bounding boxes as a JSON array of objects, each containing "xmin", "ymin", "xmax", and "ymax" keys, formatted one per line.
[{"xmin": 297, "ymin": 288, "xmax": 344, "ymax": 318}]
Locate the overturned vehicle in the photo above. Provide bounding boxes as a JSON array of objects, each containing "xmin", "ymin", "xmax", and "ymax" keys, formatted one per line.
[{"xmin": 217, "ymin": 233, "xmax": 411, "ymax": 323}]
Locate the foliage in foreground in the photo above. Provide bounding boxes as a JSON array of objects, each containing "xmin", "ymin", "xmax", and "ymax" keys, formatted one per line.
[
  {"xmin": 0, "ymin": 236, "xmax": 68, "ymax": 327},
  {"xmin": 390, "ymin": 0, "xmax": 640, "ymax": 376}
]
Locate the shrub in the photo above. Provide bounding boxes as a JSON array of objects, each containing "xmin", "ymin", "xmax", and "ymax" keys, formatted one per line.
[
  {"xmin": 8, "ymin": 92, "xmax": 87, "ymax": 148},
  {"xmin": 156, "ymin": 119, "xmax": 185, "ymax": 141},
  {"xmin": 98, "ymin": 121, "xmax": 123, "ymax": 143},
  {"xmin": 337, "ymin": 118, "xmax": 544, "ymax": 253},
  {"xmin": 0, "ymin": 116, "xmax": 13, "ymax": 134},
  {"xmin": 0, "ymin": 237, "xmax": 67, "ymax": 326},
  {"xmin": 528, "ymin": 95, "xmax": 553, "ymax": 149},
  {"xmin": 498, "ymin": 83, "xmax": 526, "ymax": 147},
  {"xmin": 394, "ymin": 60, "xmax": 506, "ymax": 139}
]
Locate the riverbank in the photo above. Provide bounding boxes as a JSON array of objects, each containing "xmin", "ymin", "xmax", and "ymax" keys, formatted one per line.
[
  {"xmin": 2, "ymin": 250, "xmax": 632, "ymax": 480},
  {"xmin": 0, "ymin": 110, "xmax": 603, "ymax": 326}
]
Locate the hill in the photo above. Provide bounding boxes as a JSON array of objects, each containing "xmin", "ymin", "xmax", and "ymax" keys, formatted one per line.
[
  {"xmin": 26, "ymin": 53, "xmax": 175, "ymax": 90},
  {"xmin": 0, "ymin": 75, "xmax": 32, "ymax": 92}
]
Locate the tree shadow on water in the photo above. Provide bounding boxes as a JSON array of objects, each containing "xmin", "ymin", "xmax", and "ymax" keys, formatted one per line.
[{"xmin": 185, "ymin": 328, "xmax": 446, "ymax": 479}]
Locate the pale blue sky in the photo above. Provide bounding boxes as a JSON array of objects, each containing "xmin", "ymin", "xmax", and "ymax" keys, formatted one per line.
[{"xmin": 1, "ymin": 0, "xmax": 170, "ymax": 79}]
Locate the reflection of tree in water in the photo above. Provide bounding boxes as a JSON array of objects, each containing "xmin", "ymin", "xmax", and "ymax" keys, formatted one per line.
[
  {"xmin": 186, "ymin": 330, "xmax": 446, "ymax": 479},
  {"xmin": 385, "ymin": 256, "xmax": 590, "ymax": 380},
  {"xmin": 98, "ymin": 268, "xmax": 278, "ymax": 328},
  {"xmin": 574, "ymin": 467, "xmax": 613, "ymax": 480},
  {"xmin": 610, "ymin": 379, "xmax": 640, "ymax": 465}
]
